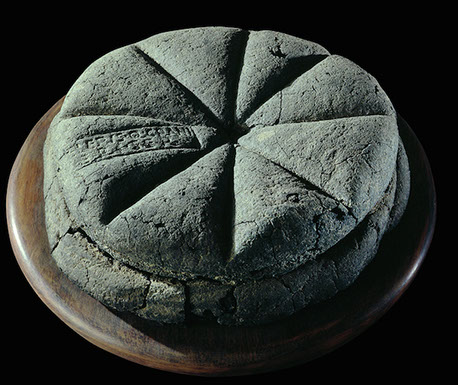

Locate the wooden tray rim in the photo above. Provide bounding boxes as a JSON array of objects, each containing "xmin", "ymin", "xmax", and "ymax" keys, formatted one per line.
[{"xmin": 6, "ymin": 97, "xmax": 437, "ymax": 376}]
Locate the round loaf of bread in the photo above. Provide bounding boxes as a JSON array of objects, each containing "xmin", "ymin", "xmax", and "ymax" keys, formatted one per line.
[{"xmin": 43, "ymin": 27, "xmax": 410, "ymax": 325}]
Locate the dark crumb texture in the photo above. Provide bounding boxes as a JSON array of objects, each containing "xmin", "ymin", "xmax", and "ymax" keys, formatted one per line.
[{"xmin": 43, "ymin": 27, "xmax": 410, "ymax": 325}]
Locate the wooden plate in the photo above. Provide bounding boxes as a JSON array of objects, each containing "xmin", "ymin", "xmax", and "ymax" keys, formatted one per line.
[{"xmin": 6, "ymin": 97, "xmax": 436, "ymax": 376}]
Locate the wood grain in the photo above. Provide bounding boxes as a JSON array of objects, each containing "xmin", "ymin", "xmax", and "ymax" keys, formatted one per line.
[{"xmin": 6, "ymin": 97, "xmax": 436, "ymax": 376}]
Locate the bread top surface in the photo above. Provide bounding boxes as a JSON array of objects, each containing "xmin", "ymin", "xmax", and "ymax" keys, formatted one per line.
[{"xmin": 44, "ymin": 27, "xmax": 399, "ymax": 282}]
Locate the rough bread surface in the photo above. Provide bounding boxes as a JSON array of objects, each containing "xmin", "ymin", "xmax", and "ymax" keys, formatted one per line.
[{"xmin": 43, "ymin": 27, "xmax": 410, "ymax": 325}]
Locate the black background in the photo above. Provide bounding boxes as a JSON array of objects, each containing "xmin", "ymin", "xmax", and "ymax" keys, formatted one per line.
[{"xmin": 3, "ymin": 5, "xmax": 447, "ymax": 381}]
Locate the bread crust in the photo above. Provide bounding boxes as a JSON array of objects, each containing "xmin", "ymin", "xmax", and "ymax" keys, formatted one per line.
[{"xmin": 43, "ymin": 27, "xmax": 410, "ymax": 325}]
